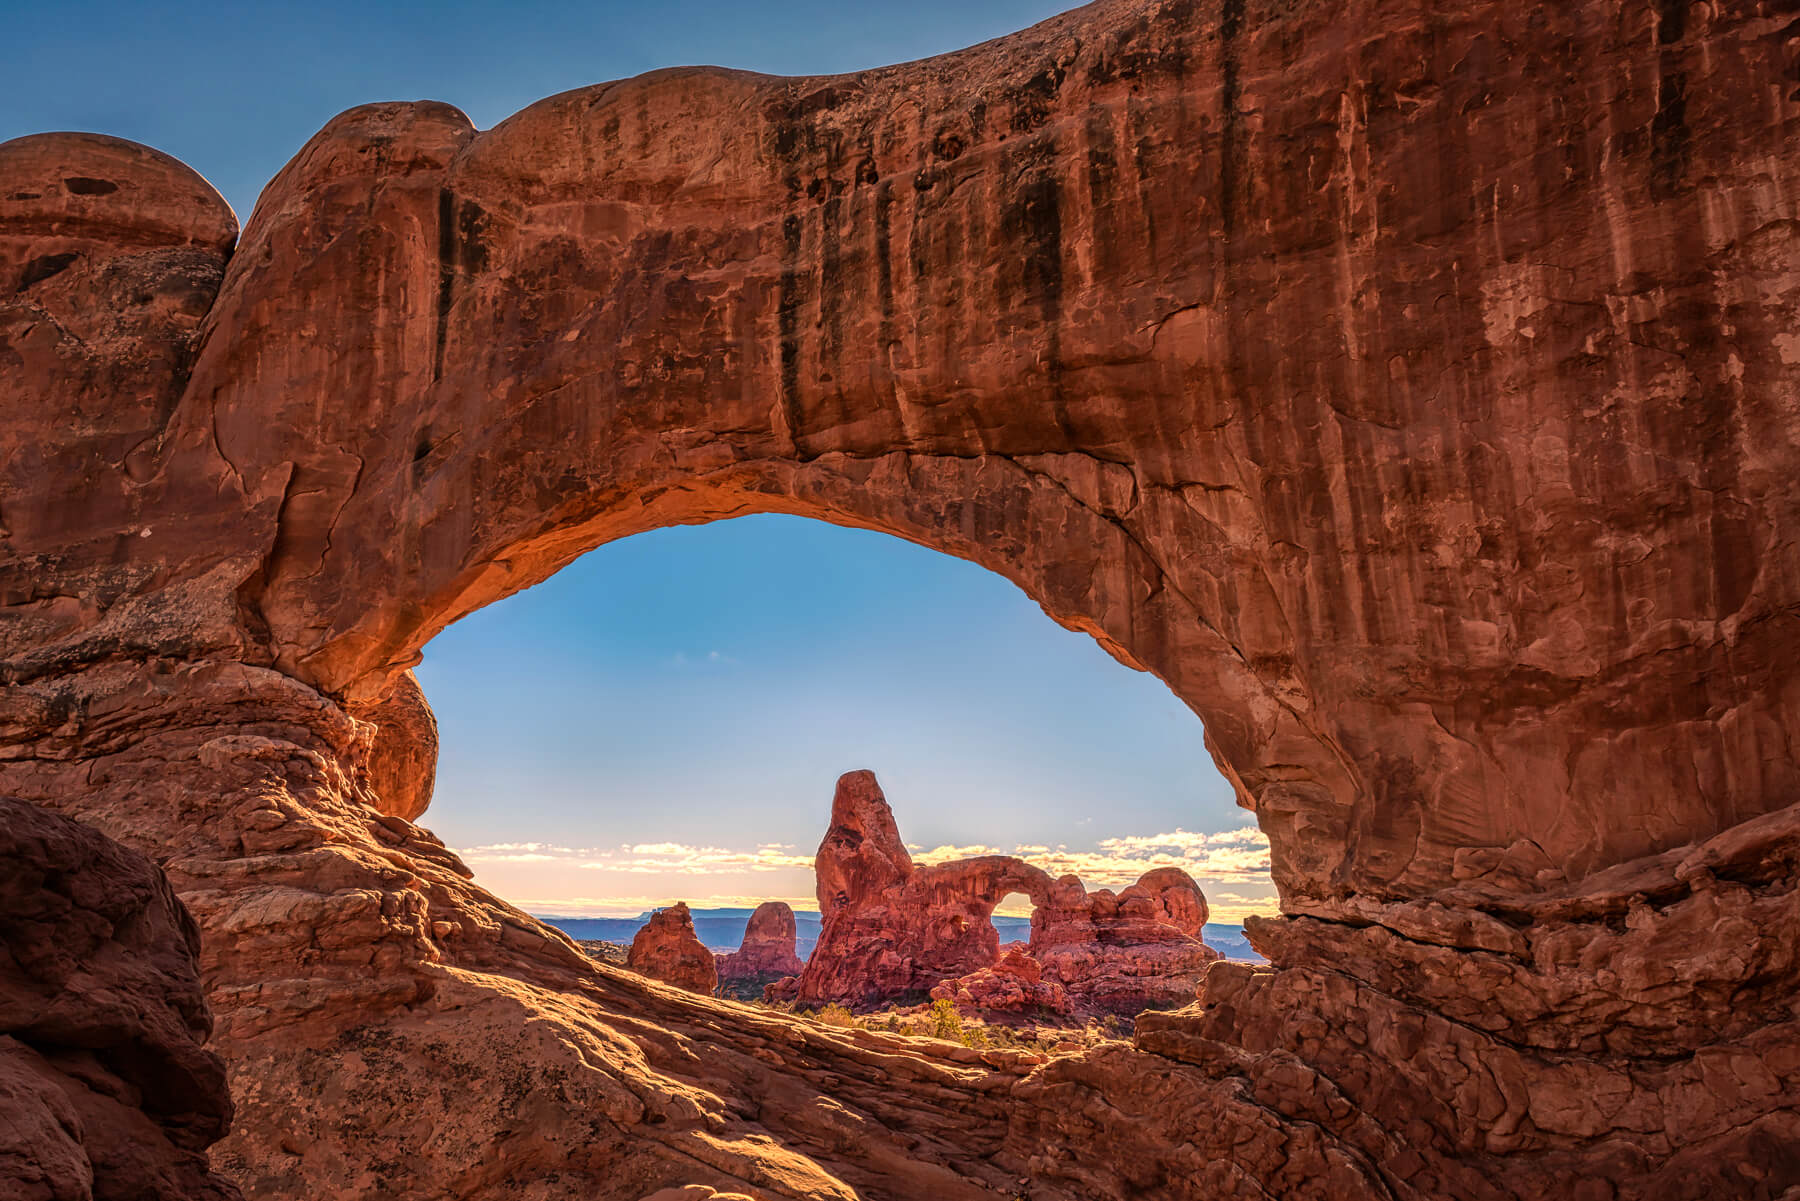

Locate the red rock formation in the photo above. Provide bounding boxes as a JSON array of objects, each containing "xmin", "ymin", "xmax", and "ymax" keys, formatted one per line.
[
  {"xmin": 350, "ymin": 669, "xmax": 438, "ymax": 821},
  {"xmin": 1029, "ymin": 868, "xmax": 1222, "ymax": 1016},
  {"xmin": 791, "ymin": 771, "xmax": 1059, "ymax": 1008},
  {"xmin": 715, "ymin": 901, "xmax": 804, "ymax": 996},
  {"xmin": 627, "ymin": 902, "xmax": 719, "ymax": 995},
  {"xmin": 0, "ymin": 798, "xmax": 241, "ymax": 1200},
  {"xmin": 930, "ymin": 947, "xmax": 1071, "ymax": 1020},
  {"xmin": 791, "ymin": 770, "xmax": 1219, "ymax": 1016},
  {"xmin": 5, "ymin": 0, "xmax": 1800, "ymax": 1196}
]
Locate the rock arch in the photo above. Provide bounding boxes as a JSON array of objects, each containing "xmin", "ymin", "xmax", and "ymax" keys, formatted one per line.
[{"xmin": 5, "ymin": 0, "xmax": 1800, "ymax": 1196}]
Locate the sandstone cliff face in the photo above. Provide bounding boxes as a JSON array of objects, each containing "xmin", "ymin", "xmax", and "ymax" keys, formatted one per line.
[
  {"xmin": 4, "ymin": 0, "xmax": 1800, "ymax": 1196},
  {"xmin": 0, "ymin": 798, "xmax": 240, "ymax": 1201},
  {"xmin": 715, "ymin": 901, "xmax": 804, "ymax": 996},
  {"xmin": 628, "ymin": 903, "xmax": 720, "ymax": 995}
]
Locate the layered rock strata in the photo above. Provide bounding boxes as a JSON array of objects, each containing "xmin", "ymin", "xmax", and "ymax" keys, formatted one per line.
[
  {"xmin": 0, "ymin": 798, "xmax": 241, "ymax": 1201},
  {"xmin": 628, "ymin": 903, "xmax": 720, "ymax": 995},
  {"xmin": 4, "ymin": 0, "xmax": 1800, "ymax": 1196}
]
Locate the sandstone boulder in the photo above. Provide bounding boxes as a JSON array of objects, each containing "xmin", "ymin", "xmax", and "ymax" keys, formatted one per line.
[
  {"xmin": 349, "ymin": 669, "xmax": 438, "ymax": 821},
  {"xmin": 1032, "ymin": 870, "xmax": 1222, "ymax": 1016},
  {"xmin": 0, "ymin": 797, "xmax": 240, "ymax": 1200},
  {"xmin": 626, "ymin": 902, "xmax": 718, "ymax": 995}
]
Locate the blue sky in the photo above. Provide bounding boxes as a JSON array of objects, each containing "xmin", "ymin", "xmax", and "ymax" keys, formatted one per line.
[
  {"xmin": 416, "ymin": 519, "xmax": 1272, "ymax": 920},
  {"xmin": 8, "ymin": 2, "xmax": 1276, "ymax": 920}
]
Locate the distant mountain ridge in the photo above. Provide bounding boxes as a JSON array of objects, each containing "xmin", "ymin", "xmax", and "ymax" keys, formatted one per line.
[{"xmin": 537, "ymin": 908, "xmax": 1265, "ymax": 963}]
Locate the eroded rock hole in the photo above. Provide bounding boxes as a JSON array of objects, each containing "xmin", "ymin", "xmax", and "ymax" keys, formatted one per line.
[{"xmin": 413, "ymin": 514, "xmax": 1273, "ymax": 1040}]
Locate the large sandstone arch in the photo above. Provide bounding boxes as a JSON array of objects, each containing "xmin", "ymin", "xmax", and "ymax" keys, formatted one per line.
[{"xmin": 5, "ymin": 0, "xmax": 1800, "ymax": 1197}]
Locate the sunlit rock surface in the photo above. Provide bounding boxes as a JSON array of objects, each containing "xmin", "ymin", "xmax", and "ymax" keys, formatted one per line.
[
  {"xmin": 628, "ymin": 902, "xmax": 720, "ymax": 995},
  {"xmin": 4, "ymin": 0, "xmax": 1800, "ymax": 1195},
  {"xmin": 785, "ymin": 770, "xmax": 1217, "ymax": 1016},
  {"xmin": 930, "ymin": 947, "xmax": 1072, "ymax": 1019}
]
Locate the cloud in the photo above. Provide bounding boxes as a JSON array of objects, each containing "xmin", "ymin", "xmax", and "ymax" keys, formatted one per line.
[
  {"xmin": 459, "ymin": 841, "xmax": 593, "ymax": 864},
  {"xmin": 459, "ymin": 828, "xmax": 1271, "ymax": 885},
  {"xmin": 914, "ymin": 826, "xmax": 1272, "ymax": 888},
  {"xmin": 507, "ymin": 892, "xmax": 819, "ymax": 919},
  {"xmin": 908, "ymin": 842, "xmax": 1002, "ymax": 860},
  {"xmin": 451, "ymin": 825, "xmax": 1279, "ymax": 921},
  {"xmin": 669, "ymin": 649, "xmax": 740, "ymax": 670}
]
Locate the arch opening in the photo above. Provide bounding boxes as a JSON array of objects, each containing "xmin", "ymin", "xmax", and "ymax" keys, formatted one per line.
[{"xmin": 408, "ymin": 513, "xmax": 1276, "ymax": 1019}]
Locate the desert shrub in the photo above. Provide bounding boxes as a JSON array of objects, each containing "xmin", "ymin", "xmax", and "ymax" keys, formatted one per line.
[
  {"xmin": 817, "ymin": 1003, "xmax": 857, "ymax": 1028},
  {"xmin": 929, "ymin": 998, "xmax": 964, "ymax": 1042}
]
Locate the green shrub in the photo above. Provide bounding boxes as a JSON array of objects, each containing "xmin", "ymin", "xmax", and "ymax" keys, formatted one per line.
[
  {"xmin": 929, "ymin": 998, "xmax": 964, "ymax": 1042},
  {"xmin": 817, "ymin": 1003, "xmax": 857, "ymax": 1028}
]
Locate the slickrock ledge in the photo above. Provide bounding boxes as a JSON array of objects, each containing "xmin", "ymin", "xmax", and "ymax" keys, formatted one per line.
[{"xmin": 4, "ymin": 0, "xmax": 1800, "ymax": 1196}]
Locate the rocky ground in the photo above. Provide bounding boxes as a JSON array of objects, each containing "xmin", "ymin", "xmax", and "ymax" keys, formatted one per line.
[{"xmin": 578, "ymin": 940, "xmax": 630, "ymax": 966}]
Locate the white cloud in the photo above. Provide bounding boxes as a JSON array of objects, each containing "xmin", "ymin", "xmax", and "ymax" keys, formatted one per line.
[{"xmin": 450, "ymin": 825, "xmax": 1278, "ymax": 921}]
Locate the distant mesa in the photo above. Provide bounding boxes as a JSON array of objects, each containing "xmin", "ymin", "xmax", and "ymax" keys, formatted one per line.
[
  {"xmin": 625, "ymin": 901, "xmax": 718, "ymax": 995},
  {"xmin": 767, "ymin": 769, "xmax": 1221, "ymax": 1019}
]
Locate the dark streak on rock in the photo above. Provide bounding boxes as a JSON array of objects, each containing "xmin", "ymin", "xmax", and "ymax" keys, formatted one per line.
[
  {"xmin": 433, "ymin": 188, "xmax": 456, "ymax": 383},
  {"xmin": 1219, "ymin": 0, "xmax": 1245, "ymax": 243},
  {"xmin": 1650, "ymin": 69, "xmax": 1689, "ymax": 201},
  {"xmin": 778, "ymin": 213, "xmax": 805, "ymax": 453}
]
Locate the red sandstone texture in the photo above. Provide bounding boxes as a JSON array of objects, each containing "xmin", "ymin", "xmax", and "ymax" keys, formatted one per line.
[
  {"xmin": 627, "ymin": 903, "xmax": 720, "ymax": 995},
  {"xmin": 4, "ymin": 0, "xmax": 1800, "ymax": 1196},
  {"xmin": 715, "ymin": 901, "xmax": 805, "ymax": 989},
  {"xmin": 783, "ymin": 770, "xmax": 1216, "ymax": 1017},
  {"xmin": 0, "ymin": 798, "xmax": 240, "ymax": 1200},
  {"xmin": 351, "ymin": 670, "xmax": 438, "ymax": 822},
  {"xmin": 930, "ymin": 947, "xmax": 1071, "ymax": 1019},
  {"xmin": 1031, "ymin": 865, "xmax": 1222, "ymax": 1016}
]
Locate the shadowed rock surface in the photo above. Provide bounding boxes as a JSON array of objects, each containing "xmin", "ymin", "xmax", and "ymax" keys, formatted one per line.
[
  {"xmin": 4, "ymin": 0, "xmax": 1800, "ymax": 1196},
  {"xmin": 0, "ymin": 798, "xmax": 241, "ymax": 1201}
]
